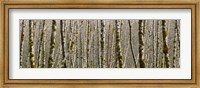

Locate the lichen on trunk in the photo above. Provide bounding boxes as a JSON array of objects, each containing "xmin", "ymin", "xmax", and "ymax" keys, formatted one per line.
[
  {"xmin": 48, "ymin": 20, "xmax": 57, "ymax": 68},
  {"xmin": 138, "ymin": 20, "xmax": 145, "ymax": 68},
  {"xmin": 60, "ymin": 20, "xmax": 67, "ymax": 68},
  {"xmin": 29, "ymin": 20, "xmax": 36, "ymax": 68},
  {"xmin": 20, "ymin": 20, "xmax": 25, "ymax": 68},
  {"xmin": 115, "ymin": 20, "xmax": 123, "ymax": 68},
  {"xmin": 161, "ymin": 20, "xmax": 169, "ymax": 68}
]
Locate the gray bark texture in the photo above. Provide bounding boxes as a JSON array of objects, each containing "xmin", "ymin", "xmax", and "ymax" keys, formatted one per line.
[{"xmin": 20, "ymin": 19, "xmax": 180, "ymax": 68}]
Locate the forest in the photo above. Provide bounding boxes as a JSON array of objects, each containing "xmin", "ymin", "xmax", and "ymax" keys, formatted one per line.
[{"xmin": 20, "ymin": 19, "xmax": 180, "ymax": 68}]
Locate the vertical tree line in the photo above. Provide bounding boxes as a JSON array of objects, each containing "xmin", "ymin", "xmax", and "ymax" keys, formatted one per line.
[
  {"xmin": 138, "ymin": 20, "xmax": 146, "ymax": 68},
  {"xmin": 20, "ymin": 20, "xmax": 25, "ymax": 68},
  {"xmin": 48, "ymin": 20, "xmax": 57, "ymax": 68},
  {"xmin": 29, "ymin": 20, "xmax": 36, "ymax": 68},
  {"xmin": 20, "ymin": 19, "xmax": 180, "ymax": 68},
  {"xmin": 161, "ymin": 20, "xmax": 170, "ymax": 68}
]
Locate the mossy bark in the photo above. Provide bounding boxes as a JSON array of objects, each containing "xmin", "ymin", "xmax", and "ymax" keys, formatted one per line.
[
  {"xmin": 29, "ymin": 20, "xmax": 36, "ymax": 68},
  {"xmin": 86, "ymin": 21, "xmax": 91, "ymax": 68},
  {"xmin": 173, "ymin": 20, "xmax": 179, "ymax": 68},
  {"xmin": 97, "ymin": 20, "xmax": 101, "ymax": 68},
  {"xmin": 20, "ymin": 20, "xmax": 25, "ymax": 68},
  {"xmin": 115, "ymin": 20, "xmax": 123, "ymax": 68},
  {"xmin": 176, "ymin": 20, "xmax": 180, "ymax": 68},
  {"xmin": 78, "ymin": 21, "xmax": 83, "ymax": 68},
  {"xmin": 42, "ymin": 20, "xmax": 47, "ymax": 68},
  {"xmin": 20, "ymin": 19, "xmax": 180, "ymax": 68},
  {"xmin": 48, "ymin": 20, "xmax": 57, "ymax": 68},
  {"xmin": 60, "ymin": 20, "xmax": 67, "ymax": 68},
  {"xmin": 161, "ymin": 20, "xmax": 169, "ymax": 68},
  {"xmin": 38, "ymin": 20, "xmax": 45, "ymax": 68},
  {"xmin": 100, "ymin": 20, "xmax": 106, "ymax": 68},
  {"xmin": 138, "ymin": 20, "xmax": 145, "ymax": 68},
  {"xmin": 156, "ymin": 21, "xmax": 160, "ymax": 68},
  {"xmin": 74, "ymin": 21, "xmax": 80, "ymax": 68}
]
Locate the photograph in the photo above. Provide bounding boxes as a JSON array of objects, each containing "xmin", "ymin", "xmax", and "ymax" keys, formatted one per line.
[
  {"xmin": 20, "ymin": 19, "xmax": 180, "ymax": 68},
  {"xmin": 1, "ymin": 0, "xmax": 198, "ymax": 87}
]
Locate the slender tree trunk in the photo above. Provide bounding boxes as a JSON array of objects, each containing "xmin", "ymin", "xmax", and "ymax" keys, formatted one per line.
[
  {"xmin": 92, "ymin": 23, "xmax": 95, "ymax": 68},
  {"xmin": 79, "ymin": 21, "xmax": 83, "ymax": 68},
  {"xmin": 86, "ymin": 21, "xmax": 91, "ymax": 67},
  {"xmin": 153, "ymin": 20, "xmax": 157, "ymax": 68},
  {"xmin": 128, "ymin": 20, "xmax": 137, "ymax": 68},
  {"xmin": 96, "ymin": 21, "xmax": 101, "ymax": 68},
  {"xmin": 106, "ymin": 22, "xmax": 110, "ymax": 68},
  {"xmin": 138, "ymin": 20, "xmax": 145, "ymax": 68},
  {"xmin": 68, "ymin": 20, "xmax": 75, "ymax": 68},
  {"xmin": 156, "ymin": 21, "xmax": 159, "ymax": 68},
  {"xmin": 73, "ymin": 21, "xmax": 78, "ymax": 68},
  {"xmin": 161, "ymin": 20, "xmax": 169, "ymax": 68},
  {"xmin": 38, "ymin": 21, "xmax": 44, "ymax": 68},
  {"xmin": 81, "ymin": 21, "xmax": 87, "ymax": 68},
  {"xmin": 29, "ymin": 20, "xmax": 36, "ymax": 68},
  {"xmin": 109, "ymin": 21, "xmax": 114, "ymax": 68},
  {"xmin": 115, "ymin": 20, "xmax": 123, "ymax": 68},
  {"xmin": 60, "ymin": 20, "xmax": 67, "ymax": 68},
  {"xmin": 100, "ymin": 20, "xmax": 106, "ymax": 68},
  {"xmin": 173, "ymin": 20, "xmax": 180, "ymax": 68},
  {"xmin": 76, "ymin": 23, "xmax": 80, "ymax": 68},
  {"xmin": 176, "ymin": 20, "xmax": 180, "ymax": 68},
  {"xmin": 42, "ymin": 20, "xmax": 47, "ymax": 68},
  {"xmin": 20, "ymin": 20, "xmax": 25, "ymax": 68},
  {"xmin": 48, "ymin": 20, "xmax": 57, "ymax": 68},
  {"xmin": 110, "ymin": 21, "xmax": 115, "ymax": 68}
]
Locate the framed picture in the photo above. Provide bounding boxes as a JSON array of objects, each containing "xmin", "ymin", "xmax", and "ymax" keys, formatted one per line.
[{"xmin": 1, "ymin": 0, "xmax": 199, "ymax": 88}]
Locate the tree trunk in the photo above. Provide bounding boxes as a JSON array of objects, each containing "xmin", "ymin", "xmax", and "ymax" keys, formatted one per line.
[
  {"xmin": 138, "ymin": 20, "xmax": 145, "ymax": 68},
  {"xmin": 38, "ymin": 20, "xmax": 44, "ymax": 68},
  {"xmin": 100, "ymin": 20, "xmax": 106, "ymax": 68},
  {"xmin": 115, "ymin": 20, "xmax": 123, "ymax": 68},
  {"xmin": 41, "ymin": 20, "xmax": 47, "ymax": 68},
  {"xmin": 86, "ymin": 21, "xmax": 91, "ymax": 67},
  {"xmin": 153, "ymin": 20, "xmax": 157, "ymax": 68},
  {"xmin": 161, "ymin": 20, "xmax": 169, "ymax": 68},
  {"xmin": 20, "ymin": 20, "xmax": 25, "ymax": 68},
  {"xmin": 60, "ymin": 20, "xmax": 67, "ymax": 68},
  {"xmin": 128, "ymin": 20, "xmax": 137, "ymax": 68},
  {"xmin": 48, "ymin": 20, "xmax": 57, "ymax": 68},
  {"xmin": 79, "ymin": 21, "xmax": 83, "ymax": 68},
  {"xmin": 173, "ymin": 20, "xmax": 180, "ymax": 68},
  {"xmin": 29, "ymin": 20, "xmax": 36, "ymax": 68},
  {"xmin": 176, "ymin": 20, "xmax": 180, "ymax": 68}
]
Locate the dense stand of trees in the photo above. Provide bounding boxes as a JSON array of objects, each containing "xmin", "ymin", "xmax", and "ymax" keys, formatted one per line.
[{"xmin": 20, "ymin": 20, "xmax": 180, "ymax": 68}]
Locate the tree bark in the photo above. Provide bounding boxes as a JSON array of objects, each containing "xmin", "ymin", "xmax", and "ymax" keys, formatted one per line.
[
  {"xmin": 128, "ymin": 20, "xmax": 137, "ymax": 68},
  {"xmin": 173, "ymin": 20, "xmax": 180, "ymax": 68},
  {"xmin": 29, "ymin": 20, "xmax": 36, "ymax": 68},
  {"xmin": 60, "ymin": 20, "xmax": 67, "ymax": 68},
  {"xmin": 115, "ymin": 20, "xmax": 123, "ymax": 68},
  {"xmin": 48, "ymin": 20, "xmax": 57, "ymax": 68},
  {"xmin": 138, "ymin": 20, "xmax": 145, "ymax": 68},
  {"xmin": 161, "ymin": 20, "xmax": 169, "ymax": 68},
  {"xmin": 38, "ymin": 20, "xmax": 44, "ymax": 68},
  {"xmin": 20, "ymin": 20, "xmax": 25, "ymax": 68},
  {"xmin": 86, "ymin": 21, "xmax": 91, "ymax": 67},
  {"xmin": 100, "ymin": 20, "xmax": 106, "ymax": 68},
  {"xmin": 153, "ymin": 20, "xmax": 157, "ymax": 68}
]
